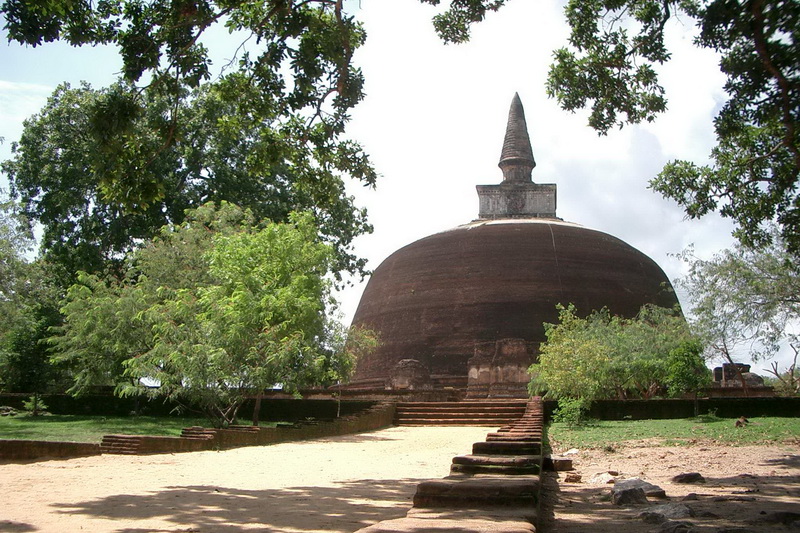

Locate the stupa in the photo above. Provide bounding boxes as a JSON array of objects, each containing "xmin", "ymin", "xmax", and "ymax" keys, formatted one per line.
[{"xmin": 347, "ymin": 94, "xmax": 678, "ymax": 397}]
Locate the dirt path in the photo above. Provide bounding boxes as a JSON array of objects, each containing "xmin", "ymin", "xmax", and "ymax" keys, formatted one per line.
[
  {"xmin": 0, "ymin": 426, "xmax": 488, "ymax": 533},
  {"xmin": 542, "ymin": 441, "xmax": 800, "ymax": 533},
  {"xmin": 2, "ymin": 427, "xmax": 798, "ymax": 533}
]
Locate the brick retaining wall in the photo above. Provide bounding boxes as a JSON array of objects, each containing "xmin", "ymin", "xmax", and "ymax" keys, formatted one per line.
[
  {"xmin": 0, "ymin": 440, "xmax": 101, "ymax": 462},
  {"xmin": 1, "ymin": 402, "xmax": 396, "ymax": 462}
]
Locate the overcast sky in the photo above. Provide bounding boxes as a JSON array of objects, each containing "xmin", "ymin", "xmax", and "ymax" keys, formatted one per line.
[{"xmin": 1, "ymin": 1, "xmax": 792, "ymax": 371}]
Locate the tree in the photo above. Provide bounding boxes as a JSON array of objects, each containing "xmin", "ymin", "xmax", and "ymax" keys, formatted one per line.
[
  {"xmin": 529, "ymin": 304, "xmax": 706, "ymax": 403},
  {"xmin": 51, "ymin": 202, "xmax": 371, "ymax": 426},
  {"xmin": 676, "ymin": 227, "xmax": 800, "ymax": 389},
  {"xmin": 2, "ymin": 0, "xmax": 374, "ymax": 213},
  {"xmin": 428, "ymin": 0, "xmax": 799, "ymax": 256},
  {"xmin": 3, "ymin": 78, "xmax": 373, "ymax": 285},
  {"xmin": 763, "ymin": 344, "xmax": 799, "ymax": 396},
  {"xmin": 665, "ymin": 339, "xmax": 711, "ymax": 415},
  {"xmin": 0, "ymin": 193, "xmax": 68, "ymax": 394}
]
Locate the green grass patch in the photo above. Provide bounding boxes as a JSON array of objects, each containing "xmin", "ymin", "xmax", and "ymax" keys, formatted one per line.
[
  {"xmin": 0, "ymin": 414, "xmax": 214, "ymax": 443},
  {"xmin": 548, "ymin": 416, "xmax": 800, "ymax": 450}
]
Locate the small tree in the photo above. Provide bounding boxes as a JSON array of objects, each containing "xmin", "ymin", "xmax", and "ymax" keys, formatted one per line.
[
  {"xmin": 530, "ymin": 304, "xmax": 701, "ymax": 408},
  {"xmin": 52, "ymin": 203, "xmax": 366, "ymax": 427},
  {"xmin": 677, "ymin": 230, "xmax": 800, "ymax": 395},
  {"xmin": 764, "ymin": 343, "xmax": 800, "ymax": 396},
  {"xmin": 665, "ymin": 339, "xmax": 712, "ymax": 415}
]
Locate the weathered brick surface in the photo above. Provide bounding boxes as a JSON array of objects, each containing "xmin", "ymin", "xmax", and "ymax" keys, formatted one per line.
[
  {"xmin": 2, "ymin": 402, "xmax": 396, "ymax": 462},
  {"xmin": 0, "ymin": 440, "xmax": 101, "ymax": 461}
]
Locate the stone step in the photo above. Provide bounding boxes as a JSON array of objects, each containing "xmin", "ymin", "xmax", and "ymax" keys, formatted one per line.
[
  {"xmin": 397, "ymin": 409, "xmax": 524, "ymax": 417},
  {"xmin": 452, "ymin": 455, "xmax": 541, "ymax": 467},
  {"xmin": 396, "ymin": 401, "xmax": 528, "ymax": 408},
  {"xmin": 485, "ymin": 434, "xmax": 539, "ymax": 442},
  {"xmin": 396, "ymin": 418, "xmax": 517, "ymax": 427},
  {"xmin": 472, "ymin": 441, "xmax": 542, "ymax": 456},
  {"xmin": 100, "ymin": 435, "xmax": 145, "ymax": 455},
  {"xmin": 413, "ymin": 477, "xmax": 540, "ymax": 508},
  {"xmin": 450, "ymin": 454, "xmax": 541, "ymax": 476},
  {"xmin": 449, "ymin": 464, "xmax": 540, "ymax": 476},
  {"xmin": 180, "ymin": 426, "xmax": 217, "ymax": 440},
  {"xmin": 355, "ymin": 516, "xmax": 535, "ymax": 532}
]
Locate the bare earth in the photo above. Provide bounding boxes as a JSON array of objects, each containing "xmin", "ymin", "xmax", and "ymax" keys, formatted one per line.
[
  {"xmin": 1, "ymin": 427, "xmax": 798, "ymax": 533},
  {"xmin": 542, "ymin": 440, "xmax": 800, "ymax": 533},
  {"xmin": 0, "ymin": 426, "xmax": 489, "ymax": 533}
]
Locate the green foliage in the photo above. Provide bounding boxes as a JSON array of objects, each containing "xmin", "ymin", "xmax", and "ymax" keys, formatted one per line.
[
  {"xmin": 546, "ymin": 0, "xmax": 670, "ymax": 133},
  {"xmin": 2, "ymin": 79, "xmax": 373, "ymax": 283},
  {"xmin": 676, "ymin": 229, "xmax": 800, "ymax": 364},
  {"xmin": 548, "ymin": 416, "xmax": 800, "ymax": 449},
  {"xmin": 2, "ymin": 0, "xmax": 374, "ymax": 215},
  {"xmin": 665, "ymin": 339, "xmax": 712, "ymax": 397},
  {"xmin": 421, "ymin": 0, "xmax": 508, "ymax": 44},
  {"xmin": 552, "ymin": 397, "xmax": 591, "ymax": 427},
  {"xmin": 530, "ymin": 304, "xmax": 701, "ymax": 402},
  {"xmin": 51, "ymin": 202, "xmax": 371, "ymax": 427},
  {"xmin": 551, "ymin": 0, "xmax": 800, "ymax": 254},
  {"xmin": 423, "ymin": 0, "xmax": 800, "ymax": 255},
  {"xmin": 21, "ymin": 394, "xmax": 48, "ymax": 416},
  {"xmin": 0, "ymin": 193, "xmax": 69, "ymax": 394}
]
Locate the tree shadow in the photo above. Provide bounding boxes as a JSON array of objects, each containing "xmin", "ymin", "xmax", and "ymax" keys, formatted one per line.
[
  {"xmin": 763, "ymin": 454, "xmax": 800, "ymax": 469},
  {"xmin": 51, "ymin": 478, "xmax": 426, "ymax": 532},
  {"xmin": 547, "ymin": 467, "xmax": 800, "ymax": 533},
  {"xmin": 0, "ymin": 520, "xmax": 37, "ymax": 532}
]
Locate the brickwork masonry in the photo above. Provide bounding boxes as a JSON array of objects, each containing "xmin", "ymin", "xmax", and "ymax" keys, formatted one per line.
[{"xmin": 0, "ymin": 402, "xmax": 396, "ymax": 462}]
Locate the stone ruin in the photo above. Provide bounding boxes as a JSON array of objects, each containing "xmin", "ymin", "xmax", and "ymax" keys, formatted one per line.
[
  {"xmin": 713, "ymin": 362, "xmax": 766, "ymax": 387},
  {"xmin": 386, "ymin": 359, "xmax": 433, "ymax": 391},
  {"xmin": 466, "ymin": 338, "xmax": 536, "ymax": 399}
]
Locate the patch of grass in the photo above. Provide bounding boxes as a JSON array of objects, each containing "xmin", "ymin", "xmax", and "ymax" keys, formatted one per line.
[
  {"xmin": 548, "ymin": 416, "xmax": 800, "ymax": 450},
  {"xmin": 0, "ymin": 415, "xmax": 213, "ymax": 443}
]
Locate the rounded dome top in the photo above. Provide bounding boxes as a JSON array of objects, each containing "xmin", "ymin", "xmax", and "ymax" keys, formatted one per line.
[{"xmin": 349, "ymin": 218, "xmax": 678, "ymax": 385}]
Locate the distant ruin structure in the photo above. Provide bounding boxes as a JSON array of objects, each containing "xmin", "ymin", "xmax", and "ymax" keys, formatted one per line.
[{"xmin": 347, "ymin": 94, "xmax": 679, "ymax": 397}]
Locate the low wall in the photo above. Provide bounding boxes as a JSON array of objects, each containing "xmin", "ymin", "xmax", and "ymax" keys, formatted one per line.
[
  {"xmin": 0, "ymin": 402, "xmax": 396, "ymax": 462},
  {"xmin": 543, "ymin": 397, "xmax": 800, "ymax": 421},
  {"xmin": 185, "ymin": 401, "xmax": 397, "ymax": 451},
  {"xmin": 0, "ymin": 440, "xmax": 101, "ymax": 462},
  {"xmin": 0, "ymin": 394, "xmax": 379, "ymax": 420}
]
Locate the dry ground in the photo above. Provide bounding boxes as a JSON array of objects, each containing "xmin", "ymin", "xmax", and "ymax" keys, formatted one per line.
[
  {"xmin": 0, "ymin": 426, "xmax": 488, "ymax": 533},
  {"xmin": 1, "ymin": 427, "xmax": 798, "ymax": 533},
  {"xmin": 542, "ymin": 441, "xmax": 800, "ymax": 533}
]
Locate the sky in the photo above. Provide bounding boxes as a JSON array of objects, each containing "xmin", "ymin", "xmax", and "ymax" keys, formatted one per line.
[{"xmin": 0, "ymin": 0, "xmax": 793, "ymax": 372}]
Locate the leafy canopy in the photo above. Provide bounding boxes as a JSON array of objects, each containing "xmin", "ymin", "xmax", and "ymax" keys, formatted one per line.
[
  {"xmin": 426, "ymin": 0, "xmax": 800, "ymax": 256},
  {"xmin": 0, "ymin": 193, "xmax": 68, "ymax": 394},
  {"xmin": 529, "ymin": 304, "xmax": 708, "ymax": 402},
  {"xmin": 51, "ymin": 202, "xmax": 373, "ymax": 426},
  {"xmin": 2, "ymin": 0, "xmax": 375, "ymax": 280},
  {"xmin": 676, "ymin": 225, "xmax": 800, "ymax": 364},
  {"xmin": 3, "ymin": 79, "xmax": 373, "ymax": 282}
]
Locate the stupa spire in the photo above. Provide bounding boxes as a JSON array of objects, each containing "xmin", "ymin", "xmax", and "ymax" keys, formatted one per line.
[{"xmin": 498, "ymin": 93, "xmax": 536, "ymax": 183}]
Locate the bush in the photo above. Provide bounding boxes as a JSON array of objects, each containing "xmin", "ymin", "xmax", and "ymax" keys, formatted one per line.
[{"xmin": 552, "ymin": 397, "xmax": 591, "ymax": 426}]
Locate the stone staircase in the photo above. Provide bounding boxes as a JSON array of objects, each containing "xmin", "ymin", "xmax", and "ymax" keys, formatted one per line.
[
  {"xmin": 394, "ymin": 400, "xmax": 528, "ymax": 426},
  {"xmin": 356, "ymin": 398, "xmax": 545, "ymax": 532},
  {"xmin": 100, "ymin": 435, "xmax": 145, "ymax": 455}
]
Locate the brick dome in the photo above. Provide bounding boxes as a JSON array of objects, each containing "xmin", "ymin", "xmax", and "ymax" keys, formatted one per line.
[
  {"xmin": 348, "ymin": 219, "xmax": 678, "ymax": 388},
  {"xmin": 346, "ymin": 95, "xmax": 679, "ymax": 391}
]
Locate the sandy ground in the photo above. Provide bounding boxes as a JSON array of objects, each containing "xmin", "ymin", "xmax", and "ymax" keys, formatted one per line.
[
  {"xmin": 2, "ymin": 427, "xmax": 798, "ymax": 533},
  {"xmin": 542, "ymin": 439, "xmax": 800, "ymax": 533},
  {"xmin": 0, "ymin": 426, "xmax": 489, "ymax": 533}
]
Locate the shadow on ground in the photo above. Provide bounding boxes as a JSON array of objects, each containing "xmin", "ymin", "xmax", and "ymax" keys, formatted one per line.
[
  {"xmin": 0, "ymin": 520, "xmax": 37, "ymax": 532},
  {"xmin": 52, "ymin": 478, "xmax": 425, "ymax": 532},
  {"xmin": 544, "ymin": 469, "xmax": 800, "ymax": 533}
]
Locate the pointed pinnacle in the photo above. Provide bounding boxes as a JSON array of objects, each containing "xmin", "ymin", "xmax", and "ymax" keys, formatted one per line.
[{"xmin": 498, "ymin": 93, "xmax": 536, "ymax": 183}]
